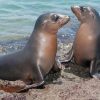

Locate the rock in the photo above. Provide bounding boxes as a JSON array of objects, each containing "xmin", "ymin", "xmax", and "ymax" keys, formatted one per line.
[{"xmin": 0, "ymin": 40, "xmax": 99, "ymax": 99}]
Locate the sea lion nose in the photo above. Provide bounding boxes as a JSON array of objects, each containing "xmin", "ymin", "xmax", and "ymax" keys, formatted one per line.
[{"xmin": 64, "ymin": 15, "xmax": 70, "ymax": 20}]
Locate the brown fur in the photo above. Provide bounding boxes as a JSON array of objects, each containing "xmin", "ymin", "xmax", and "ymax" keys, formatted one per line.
[
  {"xmin": 0, "ymin": 13, "xmax": 70, "ymax": 92},
  {"xmin": 71, "ymin": 6, "xmax": 100, "ymax": 79}
]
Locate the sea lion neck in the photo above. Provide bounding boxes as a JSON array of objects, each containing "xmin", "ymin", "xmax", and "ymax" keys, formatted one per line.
[
  {"xmin": 34, "ymin": 26, "xmax": 58, "ymax": 34},
  {"xmin": 81, "ymin": 19, "xmax": 100, "ymax": 31},
  {"xmin": 24, "ymin": 29, "xmax": 57, "ymax": 50}
]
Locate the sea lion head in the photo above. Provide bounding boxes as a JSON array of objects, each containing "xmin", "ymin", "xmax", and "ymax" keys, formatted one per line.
[
  {"xmin": 34, "ymin": 13, "xmax": 70, "ymax": 34},
  {"xmin": 71, "ymin": 6, "xmax": 100, "ymax": 23}
]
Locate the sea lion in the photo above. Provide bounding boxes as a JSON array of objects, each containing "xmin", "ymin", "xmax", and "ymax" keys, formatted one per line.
[
  {"xmin": 71, "ymin": 6, "xmax": 100, "ymax": 79},
  {"xmin": 0, "ymin": 13, "xmax": 70, "ymax": 92},
  {"xmin": 63, "ymin": 6, "xmax": 100, "ymax": 79}
]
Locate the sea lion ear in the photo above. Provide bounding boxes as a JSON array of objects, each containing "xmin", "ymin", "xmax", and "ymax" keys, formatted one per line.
[
  {"xmin": 43, "ymin": 20, "xmax": 48, "ymax": 24},
  {"xmin": 42, "ymin": 20, "xmax": 48, "ymax": 29}
]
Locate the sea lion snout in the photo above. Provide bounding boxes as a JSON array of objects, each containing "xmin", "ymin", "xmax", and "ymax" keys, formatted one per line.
[
  {"xmin": 71, "ymin": 6, "xmax": 82, "ymax": 20},
  {"xmin": 71, "ymin": 6, "xmax": 80, "ymax": 12},
  {"xmin": 51, "ymin": 13, "xmax": 70, "ymax": 25},
  {"xmin": 71, "ymin": 6, "xmax": 91, "ymax": 16},
  {"xmin": 56, "ymin": 14, "xmax": 70, "ymax": 27},
  {"xmin": 71, "ymin": 6, "xmax": 99, "ymax": 22},
  {"xmin": 71, "ymin": 6, "xmax": 87, "ymax": 15},
  {"xmin": 71, "ymin": 6, "xmax": 90, "ymax": 13},
  {"xmin": 61, "ymin": 15, "xmax": 70, "ymax": 25}
]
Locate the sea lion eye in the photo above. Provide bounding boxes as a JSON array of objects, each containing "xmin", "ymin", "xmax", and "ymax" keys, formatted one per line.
[
  {"xmin": 80, "ymin": 6, "xmax": 84, "ymax": 12},
  {"xmin": 80, "ymin": 6, "xmax": 87, "ymax": 12},
  {"xmin": 52, "ymin": 14, "xmax": 59, "ymax": 22}
]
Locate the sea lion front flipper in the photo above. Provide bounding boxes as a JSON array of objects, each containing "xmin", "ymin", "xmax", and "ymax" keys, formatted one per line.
[
  {"xmin": 90, "ymin": 59, "xmax": 100, "ymax": 79},
  {"xmin": 18, "ymin": 65, "xmax": 45, "ymax": 93},
  {"xmin": 17, "ymin": 81, "xmax": 45, "ymax": 93}
]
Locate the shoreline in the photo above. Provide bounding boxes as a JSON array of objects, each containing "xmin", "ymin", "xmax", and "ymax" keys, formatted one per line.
[{"xmin": 0, "ymin": 40, "xmax": 99, "ymax": 100}]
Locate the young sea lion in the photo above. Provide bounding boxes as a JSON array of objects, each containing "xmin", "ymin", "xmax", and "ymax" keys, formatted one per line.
[
  {"xmin": 0, "ymin": 13, "xmax": 70, "ymax": 92},
  {"xmin": 72, "ymin": 6, "xmax": 100, "ymax": 79},
  {"xmin": 63, "ymin": 6, "xmax": 100, "ymax": 79}
]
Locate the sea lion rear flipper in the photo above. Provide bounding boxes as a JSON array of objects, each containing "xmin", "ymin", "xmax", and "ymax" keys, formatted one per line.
[
  {"xmin": 90, "ymin": 59, "xmax": 100, "ymax": 79},
  {"xmin": 51, "ymin": 59, "xmax": 62, "ymax": 72}
]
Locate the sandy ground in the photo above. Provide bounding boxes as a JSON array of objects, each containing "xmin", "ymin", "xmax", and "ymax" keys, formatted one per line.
[{"xmin": 0, "ymin": 41, "xmax": 100, "ymax": 100}]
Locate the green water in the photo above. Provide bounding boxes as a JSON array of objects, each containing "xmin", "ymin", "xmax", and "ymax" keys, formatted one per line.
[{"xmin": 0, "ymin": 0, "xmax": 100, "ymax": 42}]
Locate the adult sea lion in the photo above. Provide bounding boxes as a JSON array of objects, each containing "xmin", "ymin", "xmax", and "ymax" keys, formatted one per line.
[
  {"xmin": 0, "ymin": 13, "xmax": 70, "ymax": 92},
  {"xmin": 63, "ymin": 6, "xmax": 100, "ymax": 79}
]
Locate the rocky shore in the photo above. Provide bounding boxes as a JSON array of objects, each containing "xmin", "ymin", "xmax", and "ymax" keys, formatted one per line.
[{"xmin": 0, "ymin": 40, "xmax": 100, "ymax": 100}]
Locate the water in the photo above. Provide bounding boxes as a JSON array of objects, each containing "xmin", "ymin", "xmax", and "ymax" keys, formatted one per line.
[{"xmin": 0, "ymin": 0, "xmax": 100, "ymax": 42}]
